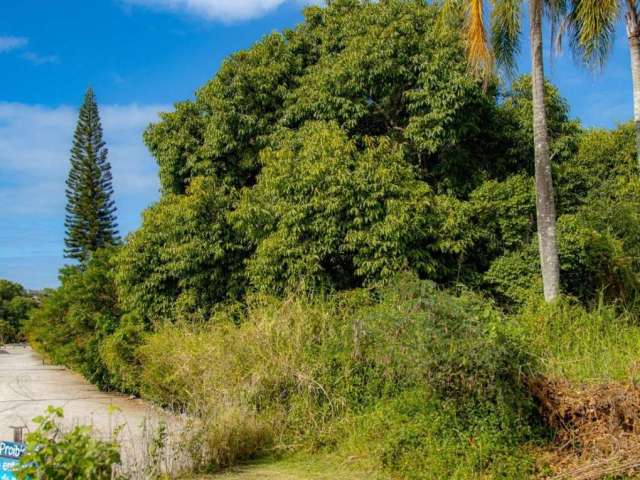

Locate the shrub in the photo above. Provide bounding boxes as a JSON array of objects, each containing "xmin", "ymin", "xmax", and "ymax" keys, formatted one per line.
[
  {"xmin": 16, "ymin": 406, "xmax": 121, "ymax": 480},
  {"xmin": 483, "ymin": 245, "xmax": 543, "ymax": 306},
  {"xmin": 0, "ymin": 319, "xmax": 13, "ymax": 344},
  {"xmin": 136, "ymin": 274, "xmax": 538, "ymax": 477},
  {"xmin": 0, "ymin": 279, "xmax": 36, "ymax": 343},
  {"xmin": 338, "ymin": 389, "xmax": 540, "ymax": 480},
  {"xmin": 99, "ymin": 315, "xmax": 147, "ymax": 394},
  {"xmin": 485, "ymin": 196, "xmax": 640, "ymax": 307},
  {"xmin": 351, "ymin": 275, "xmax": 535, "ymax": 407},
  {"xmin": 25, "ymin": 248, "xmax": 122, "ymax": 389}
]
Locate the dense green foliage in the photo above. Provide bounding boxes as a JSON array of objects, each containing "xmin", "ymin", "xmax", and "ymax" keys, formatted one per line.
[
  {"xmin": 136, "ymin": 275, "xmax": 540, "ymax": 478},
  {"xmin": 115, "ymin": 177, "xmax": 244, "ymax": 324},
  {"xmin": 27, "ymin": 249, "xmax": 122, "ymax": 388},
  {"xmin": 0, "ymin": 279, "xmax": 36, "ymax": 343},
  {"xmin": 128, "ymin": 0, "xmax": 510, "ymax": 320},
  {"xmin": 25, "ymin": 1, "xmax": 640, "ymax": 478},
  {"xmin": 233, "ymin": 122, "xmax": 468, "ymax": 293},
  {"xmin": 17, "ymin": 406, "xmax": 121, "ymax": 480},
  {"xmin": 123, "ymin": 1, "xmax": 634, "ymax": 316},
  {"xmin": 64, "ymin": 88, "xmax": 119, "ymax": 263}
]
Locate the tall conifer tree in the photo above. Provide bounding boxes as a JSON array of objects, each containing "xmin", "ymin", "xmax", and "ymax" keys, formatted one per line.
[{"xmin": 64, "ymin": 88, "xmax": 119, "ymax": 262}]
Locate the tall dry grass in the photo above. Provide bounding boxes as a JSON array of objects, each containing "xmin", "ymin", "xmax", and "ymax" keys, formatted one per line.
[{"xmin": 132, "ymin": 275, "xmax": 540, "ymax": 478}]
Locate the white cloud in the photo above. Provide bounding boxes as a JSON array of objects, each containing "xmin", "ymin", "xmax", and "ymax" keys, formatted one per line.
[
  {"xmin": 22, "ymin": 52, "xmax": 59, "ymax": 65},
  {"xmin": 122, "ymin": 0, "xmax": 312, "ymax": 21},
  {"xmin": 0, "ymin": 102, "xmax": 168, "ymax": 288},
  {"xmin": 0, "ymin": 101, "xmax": 166, "ymax": 216},
  {"xmin": 0, "ymin": 36, "xmax": 28, "ymax": 52}
]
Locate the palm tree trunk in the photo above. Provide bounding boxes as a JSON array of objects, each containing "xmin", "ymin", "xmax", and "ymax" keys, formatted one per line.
[
  {"xmin": 529, "ymin": 0, "xmax": 560, "ymax": 302},
  {"xmin": 626, "ymin": 1, "xmax": 640, "ymax": 172}
]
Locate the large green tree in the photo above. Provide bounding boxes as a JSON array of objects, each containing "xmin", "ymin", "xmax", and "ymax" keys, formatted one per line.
[
  {"xmin": 126, "ymin": 0, "xmax": 501, "ymax": 318},
  {"xmin": 65, "ymin": 88, "xmax": 119, "ymax": 263},
  {"xmin": 120, "ymin": 0, "xmax": 632, "ymax": 319}
]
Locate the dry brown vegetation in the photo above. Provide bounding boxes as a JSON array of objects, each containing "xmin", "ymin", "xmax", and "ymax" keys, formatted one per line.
[{"xmin": 531, "ymin": 377, "xmax": 640, "ymax": 479}]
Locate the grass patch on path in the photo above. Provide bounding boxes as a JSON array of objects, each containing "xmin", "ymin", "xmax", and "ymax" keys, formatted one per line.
[{"xmin": 189, "ymin": 456, "xmax": 391, "ymax": 480}]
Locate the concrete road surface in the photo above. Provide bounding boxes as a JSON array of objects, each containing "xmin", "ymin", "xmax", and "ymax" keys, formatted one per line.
[{"xmin": 0, "ymin": 344, "xmax": 160, "ymax": 443}]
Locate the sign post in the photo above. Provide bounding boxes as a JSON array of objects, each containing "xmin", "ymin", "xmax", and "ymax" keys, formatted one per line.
[
  {"xmin": 9, "ymin": 428, "xmax": 24, "ymax": 444},
  {"xmin": 0, "ymin": 441, "xmax": 26, "ymax": 480}
]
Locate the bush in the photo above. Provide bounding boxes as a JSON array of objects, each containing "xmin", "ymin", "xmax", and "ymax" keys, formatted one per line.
[
  {"xmin": 0, "ymin": 279, "xmax": 36, "ymax": 343},
  {"xmin": 0, "ymin": 319, "xmax": 14, "ymax": 344},
  {"xmin": 338, "ymin": 389, "xmax": 540, "ymax": 480},
  {"xmin": 354, "ymin": 275, "xmax": 535, "ymax": 406},
  {"xmin": 136, "ymin": 274, "xmax": 539, "ymax": 477},
  {"xmin": 99, "ymin": 316, "xmax": 146, "ymax": 394},
  {"xmin": 26, "ymin": 248, "xmax": 122, "ymax": 389},
  {"xmin": 17, "ymin": 406, "xmax": 121, "ymax": 480},
  {"xmin": 485, "ymin": 196, "xmax": 640, "ymax": 306}
]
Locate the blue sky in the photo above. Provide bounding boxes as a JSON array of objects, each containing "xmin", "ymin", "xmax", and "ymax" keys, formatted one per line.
[{"xmin": 0, "ymin": 0, "xmax": 635, "ymax": 290}]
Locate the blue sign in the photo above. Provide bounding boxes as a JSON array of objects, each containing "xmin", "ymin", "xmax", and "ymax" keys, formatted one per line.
[
  {"xmin": 0, "ymin": 441, "xmax": 26, "ymax": 480},
  {"xmin": 0, "ymin": 457, "xmax": 19, "ymax": 480},
  {"xmin": 0, "ymin": 443, "xmax": 25, "ymax": 460}
]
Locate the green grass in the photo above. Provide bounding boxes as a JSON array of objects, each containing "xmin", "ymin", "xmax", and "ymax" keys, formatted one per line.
[
  {"xmin": 188, "ymin": 456, "xmax": 391, "ymax": 480},
  {"xmin": 518, "ymin": 298, "xmax": 640, "ymax": 383},
  {"xmin": 139, "ymin": 275, "xmax": 540, "ymax": 479}
]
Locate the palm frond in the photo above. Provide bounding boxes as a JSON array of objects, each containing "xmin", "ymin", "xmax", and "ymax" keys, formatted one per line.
[
  {"xmin": 544, "ymin": 0, "xmax": 568, "ymax": 58},
  {"xmin": 491, "ymin": 0, "xmax": 522, "ymax": 76},
  {"xmin": 567, "ymin": 0, "xmax": 619, "ymax": 69},
  {"xmin": 466, "ymin": 0, "xmax": 495, "ymax": 79}
]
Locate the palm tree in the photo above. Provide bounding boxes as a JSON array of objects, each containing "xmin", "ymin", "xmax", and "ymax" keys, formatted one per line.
[
  {"xmin": 449, "ymin": 0, "xmax": 562, "ymax": 302},
  {"xmin": 627, "ymin": 1, "xmax": 640, "ymax": 171},
  {"xmin": 564, "ymin": 1, "xmax": 640, "ymax": 171}
]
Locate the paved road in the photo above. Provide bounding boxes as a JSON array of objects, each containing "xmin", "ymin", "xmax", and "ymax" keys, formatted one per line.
[{"xmin": 0, "ymin": 344, "xmax": 159, "ymax": 444}]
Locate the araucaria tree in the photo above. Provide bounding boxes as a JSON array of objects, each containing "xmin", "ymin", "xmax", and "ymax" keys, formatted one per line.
[
  {"xmin": 454, "ymin": 0, "xmax": 562, "ymax": 302},
  {"xmin": 64, "ymin": 88, "xmax": 119, "ymax": 262}
]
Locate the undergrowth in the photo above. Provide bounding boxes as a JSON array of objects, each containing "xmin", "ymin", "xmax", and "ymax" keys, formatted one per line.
[
  {"xmin": 28, "ymin": 271, "xmax": 640, "ymax": 479},
  {"xmin": 135, "ymin": 274, "xmax": 543, "ymax": 479},
  {"xmin": 129, "ymin": 276, "xmax": 640, "ymax": 479},
  {"xmin": 517, "ymin": 297, "xmax": 640, "ymax": 384}
]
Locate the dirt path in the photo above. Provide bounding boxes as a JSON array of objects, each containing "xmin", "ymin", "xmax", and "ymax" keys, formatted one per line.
[
  {"xmin": 195, "ymin": 458, "xmax": 390, "ymax": 480},
  {"xmin": 0, "ymin": 344, "xmax": 161, "ymax": 444},
  {"xmin": 208, "ymin": 465, "xmax": 376, "ymax": 480}
]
